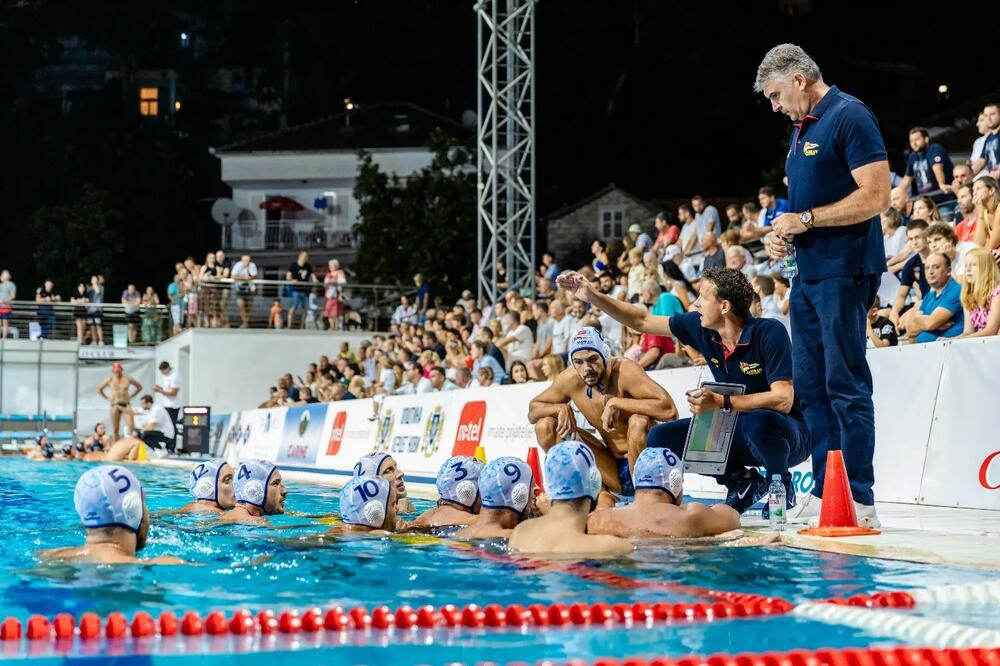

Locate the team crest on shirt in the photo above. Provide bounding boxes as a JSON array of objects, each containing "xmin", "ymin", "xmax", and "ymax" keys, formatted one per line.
[
  {"xmin": 710, "ymin": 357, "xmax": 720, "ymax": 366},
  {"xmin": 803, "ymin": 141, "xmax": 820, "ymax": 156},
  {"xmin": 739, "ymin": 361, "xmax": 763, "ymax": 376}
]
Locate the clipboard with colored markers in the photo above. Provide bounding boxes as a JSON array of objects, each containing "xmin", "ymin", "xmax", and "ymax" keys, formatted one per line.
[{"xmin": 681, "ymin": 382, "xmax": 745, "ymax": 476}]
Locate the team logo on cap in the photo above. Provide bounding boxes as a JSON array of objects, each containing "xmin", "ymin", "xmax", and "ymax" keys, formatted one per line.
[
  {"xmin": 375, "ymin": 409, "xmax": 395, "ymax": 453},
  {"xmin": 421, "ymin": 405, "xmax": 445, "ymax": 458}
]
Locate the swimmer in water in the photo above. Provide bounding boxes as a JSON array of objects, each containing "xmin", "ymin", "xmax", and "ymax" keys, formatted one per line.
[
  {"xmin": 24, "ymin": 435, "xmax": 55, "ymax": 461},
  {"xmin": 39, "ymin": 466, "xmax": 185, "ymax": 565},
  {"xmin": 588, "ymin": 447, "xmax": 740, "ymax": 538},
  {"xmin": 81, "ymin": 430, "xmax": 146, "ymax": 462},
  {"xmin": 219, "ymin": 460, "xmax": 288, "ymax": 525},
  {"xmin": 353, "ymin": 452, "xmax": 415, "ymax": 514},
  {"xmin": 176, "ymin": 460, "xmax": 236, "ymax": 514},
  {"xmin": 334, "ymin": 476, "xmax": 398, "ymax": 535},
  {"xmin": 408, "ymin": 456, "xmax": 484, "ymax": 528},
  {"xmin": 456, "ymin": 457, "xmax": 538, "ymax": 539},
  {"xmin": 508, "ymin": 441, "xmax": 633, "ymax": 557},
  {"xmin": 528, "ymin": 326, "xmax": 677, "ymax": 508}
]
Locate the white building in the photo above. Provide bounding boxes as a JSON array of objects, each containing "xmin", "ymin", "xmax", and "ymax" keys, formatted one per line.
[{"xmin": 210, "ymin": 102, "xmax": 467, "ymax": 274}]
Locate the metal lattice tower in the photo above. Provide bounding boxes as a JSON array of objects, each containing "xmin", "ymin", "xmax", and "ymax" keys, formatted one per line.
[{"xmin": 476, "ymin": 0, "xmax": 536, "ymax": 303}]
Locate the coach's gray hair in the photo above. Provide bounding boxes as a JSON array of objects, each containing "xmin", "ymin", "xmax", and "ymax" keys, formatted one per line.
[{"xmin": 753, "ymin": 44, "xmax": 822, "ymax": 93}]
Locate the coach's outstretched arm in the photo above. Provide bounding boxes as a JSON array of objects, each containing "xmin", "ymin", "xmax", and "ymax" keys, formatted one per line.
[{"xmin": 556, "ymin": 272, "xmax": 672, "ymax": 338}]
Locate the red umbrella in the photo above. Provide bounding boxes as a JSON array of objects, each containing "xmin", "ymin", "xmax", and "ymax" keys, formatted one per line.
[{"xmin": 259, "ymin": 196, "xmax": 304, "ymax": 211}]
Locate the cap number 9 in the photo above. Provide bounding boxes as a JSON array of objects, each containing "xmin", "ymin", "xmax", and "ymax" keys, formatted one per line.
[{"xmin": 502, "ymin": 463, "xmax": 521, "ymax": 483}]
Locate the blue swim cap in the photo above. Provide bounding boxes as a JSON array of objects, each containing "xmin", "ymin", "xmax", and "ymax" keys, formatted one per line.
[
  {"xmin": 544, "ymin": 441, "xmax": 602, "ymax": 503},
  {"xmin": 353, "ymin": 452, "xmax": 390, "ymax": 478},
  {"xmin": 188, "ymin": 459, "xmax": 228, "ymax": 503},
  {"xmin": 437, "ymin": 456, "xmax": 484, "ymax": 509},
  {"xmin": 340, "ymin": 476, "xmax": 392, "ymax": 529},
  {"xmin": 74, "ymin": 466, "xmax": 144, "ymax": 532},
  {"xmin": 234, "ymin": 460, "xmax": 277, "ymax": 508},
  {"xmin": 569, "ymin": 326, "xmax": 609, "ymax": 366},
  {"xmin": 479, "ymin": 457, "xmax": 533, "ymax": 514},
  {"xmin": 634, "ymin": 448, "xmax": 684, "ymax": 499}
]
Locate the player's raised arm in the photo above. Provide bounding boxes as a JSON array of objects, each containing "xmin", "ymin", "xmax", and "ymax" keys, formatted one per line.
[{"xmin": 556, "ymin": 272, "xmax": 672, "ymax": 337}]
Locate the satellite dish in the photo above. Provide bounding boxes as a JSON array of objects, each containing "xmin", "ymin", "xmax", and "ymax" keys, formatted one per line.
[
  {"xmin": 461, "ymin": 109, "xmax": 477, "ymax": 128},
  {"xmin": 211, "ymin": 198, "xmax": 239, "ymax": 226}
]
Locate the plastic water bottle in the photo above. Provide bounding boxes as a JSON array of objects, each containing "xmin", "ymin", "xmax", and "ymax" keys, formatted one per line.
[
  {"xmin": 780, "ymin": 243, "xmax": 798, "ymax": 280},
  {"xmin": 768, "ymin": 474, "xmax": 786, "ymax": 531}
]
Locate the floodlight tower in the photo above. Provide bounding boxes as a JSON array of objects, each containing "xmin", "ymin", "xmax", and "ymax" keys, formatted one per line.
[{"xmin": 475, "ymin": 0, "xmax": 536, "ymax": 303}]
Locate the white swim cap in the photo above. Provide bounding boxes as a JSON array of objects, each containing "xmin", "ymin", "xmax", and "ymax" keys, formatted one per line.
[
  {"xmin": 74, "ymin": 466, "xmax": 144, "ymax": 533},
  {"xmin": 353, "ymin": 452, "xmax": 391, "ymax": 478},
  {"xmin": 479, "ymin": 457, "xmax": 533, "ymax": 514},
  {"xmin": 188, "ymin": 459, "xmax": 227, "ymax": 503},
  {"xmin": 340, "ymin": 476, "xmax": 392, "ymax": 529},
  {"xmin": 634, "ymin": 447, "xmax": 684, "ymax": 499},
  {"xmin": 544, "ymin": 441, "xmax": 602, "ymax": 503},
  {"xmin": 436, "ymin": 456, "xmax": 484, "ymax": 509},
  {"xmin": 234, "ymin": 460, "xmax": 277, "ymax": 508}
]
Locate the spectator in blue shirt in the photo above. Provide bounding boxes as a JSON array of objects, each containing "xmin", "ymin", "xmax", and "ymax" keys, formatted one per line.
[
  {"xmin": 899, "ymin": 253, "xmax": 963, "ymax": 343},
  {"xmin": 758, "ymin": 186, "xmax": 790, "ymax": 227},
  {"xmin": 691, "ymin": 195, "xmax": 722, "ymax": 236},
  {"xmin": 471, "ymin": 340, "xmax": 507, "ymax": 384},
  {"xmin": 888, "ymin": 220, "xmax": 931, "ymax": 328},
  {"xmin": 897, "ymin": 127, "xmax": 954, "ymax": 199},
  {"xmin": 538, "ymin": 252, "xmax": 560, "ymax": 281},
  {"xmin": 759, "ymin": 44, "xmax": 890, "ymax": 527},
  {"xmin": 414, "ymin": 273, "xmax": 431, "ymax": 317}
]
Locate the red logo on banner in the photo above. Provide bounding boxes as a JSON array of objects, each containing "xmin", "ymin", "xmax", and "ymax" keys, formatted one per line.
[
  {"xmin": 980, "ymin": 451, "xmax": 1000, "ymax": 491},
  {"xmin": 326, "ymin": 411, "xmax": 347, "ymax": 456},
  {"xmin": 452, "ymin": 401, "xmax": 487, "ymax": 457}
]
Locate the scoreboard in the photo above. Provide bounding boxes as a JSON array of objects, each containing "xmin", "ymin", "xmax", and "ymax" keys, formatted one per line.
[{"xmin": 180, "ymin": 406, "xmax": 211, "ymax": 454}]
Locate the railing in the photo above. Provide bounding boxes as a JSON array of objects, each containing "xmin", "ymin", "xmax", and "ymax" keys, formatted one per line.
[
  {"xmin": 0, "ymin": 301, "xmax": 169, "ymax": 346},
  {"xmin": 222, "ymin": 219, "xmax": 359, "ymax": 252}
]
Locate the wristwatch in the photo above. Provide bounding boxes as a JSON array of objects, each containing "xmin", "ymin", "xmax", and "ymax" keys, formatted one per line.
[
  {"xmin": 722, "ymin": 394, "xmax": 732, "ymax": 412},
  {"xmin": 799, "ymin": 209, "xmax": 816, "ymax": 230}
]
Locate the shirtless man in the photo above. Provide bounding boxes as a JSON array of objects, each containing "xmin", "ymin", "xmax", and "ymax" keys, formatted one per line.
[
  {"xmin": 82, "ymin": 432, "xmax": 145, "ymax": 462},
  {"xmin": 588, "ymin": 447, "xmax": 740, "ymax": 538},
  {"xmin": 219, "ymin": 460, "xmax": 288, "ymax": 526},
  {"xmin": 528, "ymin": 326, "xmax": 677, "ymax": 507},
  {"xmin": 353, "ymin": 452, "xmax": 416, "ymax": 515},
  {"xmin": 408, "ymin": 456, "xmax": 484, "ymax": 528},
  {"xmin": 456, "ymin": 457, "xmax": 537, "ymax": 539},
  {"xmin": 333, "ymin": 476, "xmax": 398, "ymax": 535},
  {"xmin": 508, "ymin": 441, "xmax": 632, "ymax": 557},
  {"xmin": 176, "ymin": 460, "xmax": 236, "ymax": 514},
  {"xmin": 96, "ymin": 363, "xmax": 143, "ymax": 440},
  {"xmin": 39, "ymin": 466, "xmax": 184, "ymax": 565},
  {"xmin": 82, "ymin": 423, "xmax": 111, "ymax": 454}
]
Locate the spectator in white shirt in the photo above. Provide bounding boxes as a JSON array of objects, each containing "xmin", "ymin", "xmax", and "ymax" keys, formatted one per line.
[
  {"xmin": 153, "ymin": 361, "xmax": 182, "ymax": 426},
  {"xmin": 495, "ymin": 311, "xmax": 534, "ymax": 370},
  {"xmin": 391, "ymin": 295, "xmax": 418, "ymax": 325},
  {"xmin": 395, "ymin": 362, "xmax": 432, "ymax": 395},
  {"xmin": 752, "ymin": 276, "xmax": 791, "ymax": 336},
  {"xmin": 428, "ymin": 366, "xmax": 459, "ymax": 391},
  {"xmin": 725, "ymin": 246, "xmax": 756, "ymax": 278},
  {"xmin": 137, "ymin": 394, "xmax": 176, "ymax": 453},
  {"xmin": 549, "ymin": 300, "xmax": 573, "ymax": 358},
  {"xmin": 230, "ymin": 255, "xmax": 258, "ymax": 328},
  {"xmin": 969, "ymin": 112, "xmax": 992, "ymax": 178}
]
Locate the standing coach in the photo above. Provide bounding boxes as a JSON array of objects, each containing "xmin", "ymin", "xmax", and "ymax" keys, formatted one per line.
[{"xmin": 756, "ymin": 44, "xmax": 889, "ymax": 528}]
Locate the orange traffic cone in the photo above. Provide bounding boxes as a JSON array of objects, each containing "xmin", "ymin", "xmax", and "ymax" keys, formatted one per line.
[
  {"xmin": 526, "ymin": 446, "xmax": 545, "ymax": 494},
  {"xmin": 799, "ymin": 450, "xmax": 880, "ymax": 537}
]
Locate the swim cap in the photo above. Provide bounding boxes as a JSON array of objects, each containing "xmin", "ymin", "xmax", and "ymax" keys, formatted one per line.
[
  {"xmin": 479, "ymin": 457, "xmax": 533, "ymax": 514},
  {"xmin": 544, "ymin": 441, "xmax": 602, "ymax": 503},
  {"xmin": 188, "ymin": 459, "xmax": 228, "ymax": 503},
  {"xmin": 62, "ymin": 444, "xmax": 73, "ymax": 456},
  {"xmin": 234, "ymin": 460, "xmax": 277, "ymax": 508},
  {"xmin": 634, "ymin": 447, "xmax": 684, "ymax": 499},
  {"xmin": 75, "ymin": 441, "xmax": 85, "ymax": 453},
  {"xmin": 437, "ymin": 456, "xmax": 484, "ymax": 509},
  {"xmin": 74, "ymin": 466, "xmax": 144, "ymax": 532},
  {"xmin": 112, "ymin": 362, "xmax": 123, "ymax": 372},
  {"xmin": 42, "ymin": 442, "xmax": 54, "ymax": 459},
  {"xmin": 340, "ymin": 476, "xmax": 392, "ymax": 529},
  {"xmin": 569, "ymin": 327, "xmax": 609, "ymax": 366},
  {"xmin": 353, "ymin": 452, "xmax": 390, "ymax": 478}
]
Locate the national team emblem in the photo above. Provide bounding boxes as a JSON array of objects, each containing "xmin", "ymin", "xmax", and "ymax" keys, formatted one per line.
[
  {"xmin": 739, "ymin": 361, "xmax": 763, "ymax": 376},
  {"xmin": 803, "ymin": 141, "xmax": 819, "ymax": 157},
  {"xmin": 375, "ymin": 408, "xmax": 394, "ymax": 452},
  {"xmin": 421, "ymin": 405, "xmax": 445, "ymax": 458}
]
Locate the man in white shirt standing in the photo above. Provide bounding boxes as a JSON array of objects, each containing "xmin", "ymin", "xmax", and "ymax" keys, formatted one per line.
[
  {"xmin": 495, "ymin": 311, "xmax": 534, "ymax": 370},
  {"xmin": 230, "ymin": 255, "xmax": 258, "ymax": 328},
  {"xmin": 137, "ymin": 394, "xmax": 176, "ymax": 453},
  {"xmin": 154, "ymin": 361, "xmax": 181, "ymax": 427},
  {"xmin": 549, "ymin": 300, "xmax": 574, "ymax": 363}
]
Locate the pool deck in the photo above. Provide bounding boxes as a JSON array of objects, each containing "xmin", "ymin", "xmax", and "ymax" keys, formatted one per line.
[{"xmin": 152, "ymin": 458, "xmax": 1000, "ymax": 570}]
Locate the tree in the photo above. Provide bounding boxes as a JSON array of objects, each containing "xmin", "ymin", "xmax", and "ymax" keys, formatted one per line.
[
  {"xmin": 28, "ymin": 185, "xmax": 127, "ymax": 289},
  {"xmin": 352, "ymin": 129, "xmax": 476, "ymax": 300}
]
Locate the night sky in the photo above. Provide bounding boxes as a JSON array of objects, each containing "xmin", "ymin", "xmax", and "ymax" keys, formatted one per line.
[{"xmin": 2, "ymin": 0, "xmax": 998, "ymax": 289}]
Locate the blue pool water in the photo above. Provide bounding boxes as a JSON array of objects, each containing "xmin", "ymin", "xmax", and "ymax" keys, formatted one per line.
[{"xmin": 1, "ymin": 458, "xmax": 997, "ymax": 665}]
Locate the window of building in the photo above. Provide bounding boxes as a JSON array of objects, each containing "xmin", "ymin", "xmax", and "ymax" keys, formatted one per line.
[
  {"xmin": 599, "ymin": 207, "xmax": 624, "ymax": 239},
  {"xmin": 139, "ymin": 87, "xmax": 159, "ymax": 116}
]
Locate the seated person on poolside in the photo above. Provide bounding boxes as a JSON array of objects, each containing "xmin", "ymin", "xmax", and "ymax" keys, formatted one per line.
[
  {"xmin": 331, "ymin": 476, "xmax": 398, "ymax": 535},
  {"xmin": 408, "ymin": 456, "xmax": 484, "ymax": 528},
  {"xmin": 456, "ymin": 457, "xmax": 538, "ymax": 539},
  {"xmin": 353, "ymin": 452, "xmax": 416, "ymax": 514},
  {"xmin": 82, "ymin": 431, "xmax": 146, "ymax": 462},
  {"xmin": 558, "ymin": 268, "xmax": 808, "ymax": 518},
  {"xmin": 81, "ymin": 423, "xmax": 110, "ymax": 455},
  {"xmin": 219, "ymin": 460, "xmax": 288, "ymax": 526},
  {"xmin": 508, "ymin": 441, "xmax": 633, "ymax": 557},
  {"xmin": 176, "ymin": 460, "xmax": 236, "ymax": 514},
  {"xmin": 24, "ymin": 434, "xmax": 56, "ymax": 461},
  {"xmin": 39, "ymin": 466, "xmax": 184, "ymax": 565},
  {"xmin": 588, "ymin": 447, "xmax": 740, "ymax": 538},
  {"xmin": 528, "ymin": 326, "xmax": 677, "ymax": 508}
]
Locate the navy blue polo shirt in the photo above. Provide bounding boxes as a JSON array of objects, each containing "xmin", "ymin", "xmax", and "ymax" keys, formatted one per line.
[
  {"xmin": 785, "ymin": 86, "xmax": 888, "ymax": 280},
  {"xmin": 984, "ymin": 132, "xmax": 1000, "ymax": 173},
  {"xmin": 899, "ymin": 253, "xmax": 930, "ymax": 297},
  {"xmin": 669, "ymin": 312, "xmax": 802, "ymax": 420},
  {"xmin": 905, "ymin": 143, "xmax": 953, "ymax": 195}
]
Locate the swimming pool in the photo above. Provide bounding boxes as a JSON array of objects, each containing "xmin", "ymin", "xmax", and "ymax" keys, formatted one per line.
[{"xmin": 2, "ymin": 458, "xmax": 998, "ymax": 665}]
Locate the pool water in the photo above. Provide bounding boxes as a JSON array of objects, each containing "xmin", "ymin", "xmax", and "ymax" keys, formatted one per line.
[{"xmin": 1, "ymin": 458, "xmax": 997, "ymax": 665}]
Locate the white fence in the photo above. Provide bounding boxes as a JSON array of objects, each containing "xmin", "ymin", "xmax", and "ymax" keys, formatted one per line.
[{"xmin": 208, "ymin": 337, "xmax": 1000, "ymax": 511}]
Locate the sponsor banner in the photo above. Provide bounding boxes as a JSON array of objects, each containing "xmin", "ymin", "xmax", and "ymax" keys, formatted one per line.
[
  {"xmin": 317, "ymin": 398, "xmax": 379, "ymax": 471},
  {"xmin": 208, "ymin": 413, "xmax": 232, "ymax": 457},
  {"xmin": 919, "ymin": 340, "xmax": 1000, "ymax": 510},
  {"xmin": 223, "ymin": 407, "xmax": 286, "ymax": 463},
  {"xmin": 277, "ymin": 403, "xmax": 329, "ymax": 466},
  {"xmin": 371, "ymin": 392, "xmax": 458, "ymax": 480}
]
